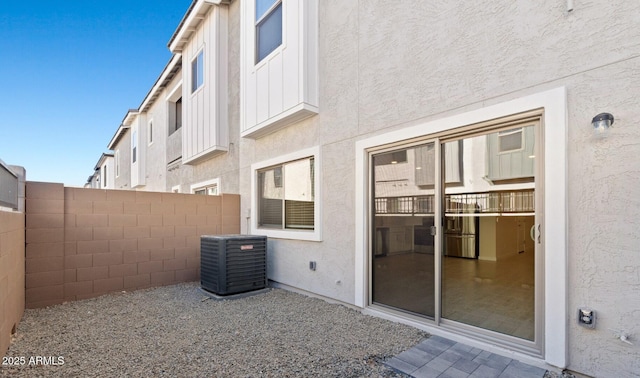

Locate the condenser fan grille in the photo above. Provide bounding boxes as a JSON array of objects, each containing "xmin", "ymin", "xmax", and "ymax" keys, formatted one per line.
[{"xmin": 201, "ymin": 235, "xmax": 267, "ymax": 296}]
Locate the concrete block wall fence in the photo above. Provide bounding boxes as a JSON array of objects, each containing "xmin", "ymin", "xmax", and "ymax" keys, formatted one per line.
[
  {"xmin": 0, "ymin": 210, "xmax": 25, "ymax": 359},
  {"xmin": 24, "ymin": 181, "xmax": 240, "ymax": 309}
]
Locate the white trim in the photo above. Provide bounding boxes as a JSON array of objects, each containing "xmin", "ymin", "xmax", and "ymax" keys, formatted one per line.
[
  {"xmin": 169, "ymin": 0, "xmax": 229, "ymax": 53},
  {"xmin": 497, "ymin": 127, "xmax": 525, "ymax": 154},
  {"xmin": 139, "ymin": 54, "xmax": 182, "ymax": 112},
  {"xmin": 166, "ymin": 79, "xmax": 183, "ymax": 102},
  {"xmin": 190, "ymin": 178, "xmax": 221, "ymax": 194},
  {"xmin": 254, "ymin": 0, "xmax": 284, "ymax": 66},
  {"xmin": 190, "ymin": 47, "xmax": 205, "ymax": 95},
  {"xmin": 355, "ymin": 87, "xmax": 567, "ymax": 368},
  {"xmin": 131, "ymin": 129, "xmax": 138, "ymax": 165},
  {"xmin": 166, "ymin": 81, "xmax": 183, "ymax": 136},
  {"xmin": 240, "ymin": 0, "xmax": 318, "ymax": 139},
  {"xmin": 148, "ymin": 119, "xmax": 154, "ymax": 146},
  {"xmin": 250, "ymin": 146, "xmax": 322, "ymax": 242},
  {"xmin": 107, "ymin": 124, "xmax": 131, "ymax": 150},
  {"xmin": 102, "ymin": 163, "xmax": 108, "ymax": 188},
  {"xmin": 241, "ymin": 103, "xmax": 318, "ymax": 139},
  {"xmin": 115, "ymin": 149, "xmax": 120, "ymax": 178}
]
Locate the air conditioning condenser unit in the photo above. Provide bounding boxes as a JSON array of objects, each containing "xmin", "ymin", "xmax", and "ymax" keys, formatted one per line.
[{"xmin": 200, "ymin": 235, "xmax": 267, "ymax": 296}]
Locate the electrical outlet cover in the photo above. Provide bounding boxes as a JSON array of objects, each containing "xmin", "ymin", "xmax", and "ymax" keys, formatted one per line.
[{"xmin": 578, "ymin": 308, "xmax": 596, "ymax": 328}]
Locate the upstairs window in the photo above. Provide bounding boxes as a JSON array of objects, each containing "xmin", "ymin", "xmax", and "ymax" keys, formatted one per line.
[
  {"xmin": 487, "ymin": 125, "xmax": 535, "ymax": 182},
  {"xmin": 115, "ymin": 150, "xmax": 120, "ymax": 177},
  {"xmin": 175, "ymin": 98, "xmax": 182, "ymax": 130},
  {"xmin": 498, "ymin": 128, "xmax": 523, "ymax": 153},
  {"xmin": 191, "ymin": 50, "xmax": 204, "ymax": 93},
  {"xmin": 173, "ymin": 97, "xmax": 182, "ymax": 131},
  {"xmin": 256, "ymin": 0, "xmax": 282, "ymax": 63},
  {"xmin": 132, "ymin": 131, "xmax": 137, "ymax": 163},
  {"xmin": 102, "ymin": 165, "xmax": 107, "ymax": 188},
  {"xmin": 148, "ymin": 121, "xmax": 153, "ymax": 145},
  {"xmin": 168, "ymin": 97, "xmax": 182, "ymax": 135}
]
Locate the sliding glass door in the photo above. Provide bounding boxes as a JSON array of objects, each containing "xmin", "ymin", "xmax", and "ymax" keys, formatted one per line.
[
  {"xmin": 441, "ymin": 124, "xmax": 538, "ymax": 341},
  {"xmin": 370, "ymin": 120, "xmax": 541, "ymax": 346},
  {"xmin": 371, "ymin": 142, "xmax": 437, "ymax": 318}
]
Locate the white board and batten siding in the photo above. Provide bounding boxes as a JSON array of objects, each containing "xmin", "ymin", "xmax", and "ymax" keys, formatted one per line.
[
  {"xmin": 181, "ymin": 5, "xmax": 229, "ymax": 165},
  {"xmin": 241, "ymin": 0, "xmax": 319, "ymax": 139}
]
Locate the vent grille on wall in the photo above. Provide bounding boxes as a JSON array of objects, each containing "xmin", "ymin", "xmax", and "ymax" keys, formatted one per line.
[{"xmin": 200, "ymin": 235, "xmax": 267, "ymax": 296}]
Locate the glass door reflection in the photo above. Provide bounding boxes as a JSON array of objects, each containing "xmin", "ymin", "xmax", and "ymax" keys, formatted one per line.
[
  {"xmin": 441, "ymin": 125, "xmax": 537, "ymax": 341},
  {"xmin": 371, "ymin": 143, "xmax": 436, "ymax": 318}
]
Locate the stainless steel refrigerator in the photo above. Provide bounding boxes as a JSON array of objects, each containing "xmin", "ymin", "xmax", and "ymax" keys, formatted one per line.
[{"xmin": 444, "ymin": 215, "xmax": 478, "ymax": 258}]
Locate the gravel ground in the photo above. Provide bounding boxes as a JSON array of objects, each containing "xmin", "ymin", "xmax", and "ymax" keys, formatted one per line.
[{"xmin": 2, "ymin": 283, "xmax": 426, "ymax": 377}]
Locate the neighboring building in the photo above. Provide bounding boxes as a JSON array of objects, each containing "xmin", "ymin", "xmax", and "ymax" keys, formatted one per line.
[
  {"xmin": 0, "ymin": 159, "xmax": 24, "ymax": 211},
  {"xmin": 90, "ymin": 1, "xmax": 640, "ymax": 376},
  {"xmin": 84, "ymin": 171, "xmax": 99, "ymax": 189},
  {"xmin": 85, "ymin": 153, "xmax": 114, "ymax": 189},
  {"xmin": 106, "ymin": 114, "xmax": 132, "ymax": 190},
  {"xmin": 166, "ymin": 0, "xmax": 239, "ymax": 197}
]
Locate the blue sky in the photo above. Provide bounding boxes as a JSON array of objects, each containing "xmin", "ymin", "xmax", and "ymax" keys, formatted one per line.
[{"xmin": 0, "ymin": 0, "xmax": 192, "ymax": 187}]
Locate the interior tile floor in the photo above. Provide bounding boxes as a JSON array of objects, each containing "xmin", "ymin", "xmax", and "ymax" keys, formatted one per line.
[
  {"xmin": 385, "ymin": 335, "xmax": 547, "ymax": 378},
  {"xmin": 373, "ymin": 251, "xmax": 535, "ymax": 340}
]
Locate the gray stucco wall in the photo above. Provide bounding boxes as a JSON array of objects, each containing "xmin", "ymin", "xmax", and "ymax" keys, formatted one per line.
[
  {"xmin": 165, "ymin": 70, "xmax": 184, "ymax": 192},
  {"xmin": 564, "ymin": 59, "xmax": 640, "ymax": 377},
  {"xmin": 234, "ymin": 1, "xmax": 640, "ymax": 376},
  {"xmin": 143, "ymin": 97, "xmax": 168, "ymax": 192},
  {"xmin": 113, "ymin": 132, "xmax": 131, "ymax": 190}
]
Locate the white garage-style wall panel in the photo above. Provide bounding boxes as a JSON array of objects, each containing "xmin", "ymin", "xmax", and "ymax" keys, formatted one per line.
[{"xmin": 241, "ymin": 0, "xmax": 319, "ymax": 139}]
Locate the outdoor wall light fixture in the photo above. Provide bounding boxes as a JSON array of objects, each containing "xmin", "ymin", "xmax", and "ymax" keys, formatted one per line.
[{"xmin": 592, "ymin": 112, "xmax": 614, "ymax": 134}]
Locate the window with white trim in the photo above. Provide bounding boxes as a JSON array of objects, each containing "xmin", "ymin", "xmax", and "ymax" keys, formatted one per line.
[
  {"xmin": 132, "ymin": 130, "xmax": 137, "ymax": 163},
  {"xmin": 241, "ymin": 0, "xmax": 318, "ymax": 138},
  {"xmin": 498, "ymin": 128, "xmax": 523, "ymax": 153},
  {"xmin": 194, "ymin": 185, "xmax": 218, "ymax": 196},
  {"xmin": 191, "ymin": 50, "xmax": 204, "ymax": 93},
  {"xmin": 487, "ymin": 126, "xmax": 535, "ymax": 182},
  {"xmin": 252, "ymin": 146, "xmax": 322, "ymax": 243},
  {"xmin": 191, "ymin": 178, "xmax": 220, "ymax": 196},
  {"xmin": 258, "ymin": 157, "xmax": 315, "ymax": 230},
  {"xmin": 115, "ymin": 149, "xmax": 120, "ymax": 177},
  {"xmin": 102, "ymin": 165, "xmax": 107, "ymax": 188},
  {"xmin": 255, "ymin": 0, "xmax": 282, "ymax": 63},
  {"xmin": 169, "ymin": 97, "xmax": 182, "ymax": 135}
]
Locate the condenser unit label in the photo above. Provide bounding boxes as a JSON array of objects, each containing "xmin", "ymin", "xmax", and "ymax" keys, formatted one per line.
[{"xmin": 240, "ymin": 245, "xmax": 254, "ymax": 250}]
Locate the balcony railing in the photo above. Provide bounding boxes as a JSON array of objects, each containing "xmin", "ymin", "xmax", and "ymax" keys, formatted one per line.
[
  {"xmin": 375, "ymin": 195, "xmax": 435, "ymax": 215},
  {"xmin": 375, "ymin": 189, "xmax": 534, "ymax": 215}
]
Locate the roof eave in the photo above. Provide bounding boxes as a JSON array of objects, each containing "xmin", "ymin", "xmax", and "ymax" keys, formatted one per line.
[
  {"xmin": 107, "ymin": 124, "xmax": 131, "ymax": 150},
  {"xmin": 139, "ymin": 54, "xmax": 182, "ymax": 113},
  {"xmin": 94, "ymin": 153, "xmax": 114, "ymax": 171},
  {"xmin": 168, "ymin": 0, "xmax": 232, "ymax": 53}
]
